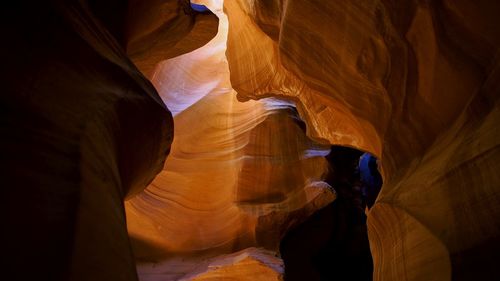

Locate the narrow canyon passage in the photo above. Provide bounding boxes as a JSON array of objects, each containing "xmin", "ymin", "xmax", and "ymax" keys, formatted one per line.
[
  {"xmin": 123, "ymin": 2, "xmax": 385, "ymax": 280},
  {"xmin": 281, "ymin": 146, "xmax": 379, "ymax": 281},
  {"xmin": 2, "ymin": 0, "xmax": 500, "ymax": 281},
  {"xmin": 124, "ymin": 0, "xmax": 500, "ymax": 277},
  {"xmin": 125, "ymin": 1, "xmax": 339, "ymax": 279}
]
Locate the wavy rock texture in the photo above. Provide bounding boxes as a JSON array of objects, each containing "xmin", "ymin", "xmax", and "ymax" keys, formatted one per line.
[
  {"xmin": 125, "ymin": 0, "xmax": 333, "ymax": 279},
  {"xmin": 225, "ymin": 0, "xmax": 500, "ymax": 280},
  {"xmin": 5, "ymin": 0, "xmax": 499, "ymax": 280},
  {"xmin": 125, "ymin": 0, "xmax": 219, "ymax": 77},
  {"xmin": 0, "ymin": 1, "xmax": 174, "ymax": 281}
]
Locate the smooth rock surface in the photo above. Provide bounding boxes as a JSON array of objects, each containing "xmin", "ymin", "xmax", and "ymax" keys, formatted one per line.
[
  {"xmin": 180, "ymin": 247, "xmax": 284, "ymax": 281},
  {"xmin": 125, "ymin": 1, "xmax": 334, "ymax": 279},
  {"xmin": 224, "ymin": 0, "xmax": 500, "ymax": 279},
  {"xmin": 4, "ymin": 0, "xmax": 499, "ymax": 280},
  {"xmin": 126, "ymin": 0, "xmax": 219, "ymax": 77},
  {"xmin": 0, "ymin": 1, "xmax": 180, "ymax": 280}
]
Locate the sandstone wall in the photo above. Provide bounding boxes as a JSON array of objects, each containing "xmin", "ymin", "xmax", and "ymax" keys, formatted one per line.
[
  {"xmin": 0, "ymin": 1, "xmax": 183, "ymax": 280},
  {"xmin": 224, "ymin": 0, "xmax": 500, "ymax": 279}
]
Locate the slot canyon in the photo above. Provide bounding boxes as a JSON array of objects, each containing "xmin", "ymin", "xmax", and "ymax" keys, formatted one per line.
[{"xmin": 1, "ymin": 0, "xmax": 499, "ymax": 280}]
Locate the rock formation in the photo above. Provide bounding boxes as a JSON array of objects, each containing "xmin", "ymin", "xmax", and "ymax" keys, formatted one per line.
[
  {"xmin": 179, "ymin": 248, "xmax": 284, "ymax": 281},
  {"xmin": 125, "ymin": 0, "xmax": 219, "ymax": 77},
  {"xmin": 224, "ymin": 0, "xmax": 500, "ymax": 280},
  {"xmin": 125, "ymin": 1, "xmax": 334, "ymax": 279},
  {"xmin": 280, "ymin": 146, "xmax": 373, "ymax": 281},
  {"xmin": 2, "ymin": 0, "xmax": 500, "ymax": 280},
  {"xmin": 0, "ymin": 1, "xmax": 209, "ymax": 280}
]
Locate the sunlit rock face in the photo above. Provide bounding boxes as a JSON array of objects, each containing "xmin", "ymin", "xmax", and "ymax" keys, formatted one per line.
[
  {"xmin": 180, "ymin": 248, "xmax": 284, "ymax": 281},
  {"xmin": 225, "ymin": 0, "xmax": 384, "ymax": 156},
  {"xmin": 4, "ymin": 0, "xmax": 499, "ymax": 280},
  {"xmin": 125, "ymin": 1, "xmax": 333, "ymax": 279},
  {"xmin": 225, "ymin": 0, "xmax": 500, "ymax": 280}
]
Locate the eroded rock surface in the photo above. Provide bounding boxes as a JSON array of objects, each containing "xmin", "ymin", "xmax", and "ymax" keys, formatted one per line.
[
  {"xmin": 125, "ymin": 0, "xmax": 219, "ymax": 77},
  {"xmin": 4, "ymin": 0, "xmax": 499, "ymax": 280},
  {"xmin": 1, "ymin": 1, "xmax": 174, "ymax": 281},
  {"xmin": 224, "ymin": 0, "xmax": 500, "ymax": 279},
  {"xmin": 180, "ymin": 247, "xmax": 284, "ymax": 281},
  {"xmin": 125, "ymin": 1, "xmax": 334, "ymax": 279}
]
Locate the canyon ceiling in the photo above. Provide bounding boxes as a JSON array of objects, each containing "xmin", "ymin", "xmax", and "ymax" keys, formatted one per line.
[{"xmin": 1, "ymin": 0, "xmax": 499, "ymax": 281}]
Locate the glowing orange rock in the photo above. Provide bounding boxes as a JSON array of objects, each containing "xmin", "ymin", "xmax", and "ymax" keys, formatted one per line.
[
  {"xmin": 224, "ymin": 0, "xmax": 500, "ymax": 279},
  {"xmin": 125, "ymin": 1, "xmax": 334, "ymax": 279}
]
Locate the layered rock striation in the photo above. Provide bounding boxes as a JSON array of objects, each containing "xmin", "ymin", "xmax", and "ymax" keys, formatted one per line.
[
  {"xmin": 125, "ymin": 1, "xmax": 334, "ymax": 279},
  {"xmin": 0, "ymin": 1, "xmax": 214, "ymax": 280},
  {"xmin": 125, "ymin": 0, "xmax": 219, "ymax": 77},
  {"xmin": 224, "ymin": 0, "xmax": 500, "ymax": 280},
  {"xmin": 3, "ymin": 0, "xmax": 500, "ymax": 280}
]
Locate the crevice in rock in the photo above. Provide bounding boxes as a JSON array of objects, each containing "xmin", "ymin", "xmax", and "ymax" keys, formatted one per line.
[{"xmin": 280, "ymin": 146, "xmax": 382, "ymax": 281}]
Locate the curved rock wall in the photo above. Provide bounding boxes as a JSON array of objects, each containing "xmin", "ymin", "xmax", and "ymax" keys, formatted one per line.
[
  {"xmin": 0, "ymin": 1, "xmax": 182, "ymax": 280},
  {"xmin": 125, "ymin": 1, "xmax": 334, "ymax": 279},
  {"xmin": 4, "ymin": 0, "xmax": 499, "ymax": 280},
  {"xmin": 125, "ymin": 0, "xmax": 219, "ymax": 77},
  {"xmin": 224, "ymin": 0, "xmax": 500, "ymax": 279}
]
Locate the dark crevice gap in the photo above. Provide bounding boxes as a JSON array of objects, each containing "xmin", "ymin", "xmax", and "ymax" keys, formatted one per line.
[{"xmin": 280, "ymin": 146, "xmax": 382, "ymax": 281}]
